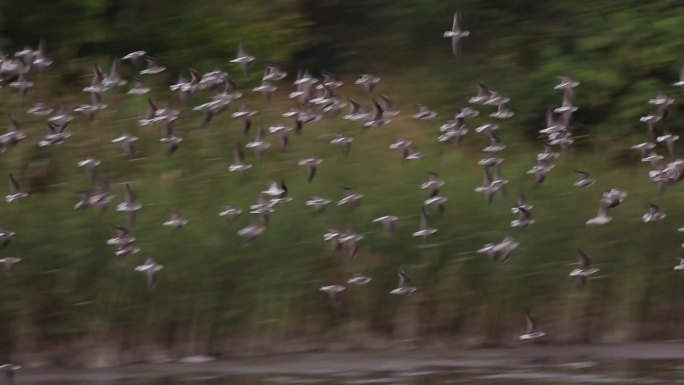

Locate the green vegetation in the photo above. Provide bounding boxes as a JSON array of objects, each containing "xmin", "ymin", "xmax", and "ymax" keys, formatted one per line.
[{"xmin": 0, "ymin": 1, "xmax": 683, "ymax": 362}]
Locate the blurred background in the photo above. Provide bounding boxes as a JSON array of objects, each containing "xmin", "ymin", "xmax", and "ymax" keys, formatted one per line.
[{"xmin": 1, "ymin": 0, "xmax": 684, "ymax": 366}]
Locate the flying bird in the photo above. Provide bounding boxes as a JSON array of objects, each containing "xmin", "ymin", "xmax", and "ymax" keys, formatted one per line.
[
  {"xmin": 390, "ymin": 269, "xmax": 417, "ymax": 295},
  {"xmin": 5, "ymin": 173, "xmax": 28, "ymax": 203},
  {"xmin": 134, "ymin": 255, "xmax": 164, "ymax": 291},
  {"xmin": 519, "ymin": 310, "xmax": 546, "ymax": 341},
  {"xmin": 443, "ymin": 11, "xmax": 470, "ymax": 57},
  {"xmin": 569, "ymin": 248, "xmax": 600, "ymax": 288}
]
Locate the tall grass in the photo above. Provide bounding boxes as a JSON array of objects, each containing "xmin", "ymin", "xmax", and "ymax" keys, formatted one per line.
[{"xmin": 0, "ymin": 68, "xmax": 683, "ymax": 361}]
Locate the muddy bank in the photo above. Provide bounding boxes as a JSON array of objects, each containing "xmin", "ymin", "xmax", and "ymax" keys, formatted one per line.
[{"xmin": 12, "ymin": 339, "xmax": 684, "ymax": 371}]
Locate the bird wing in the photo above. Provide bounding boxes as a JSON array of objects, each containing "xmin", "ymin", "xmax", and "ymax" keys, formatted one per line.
[
  {"xmin": 398, "ymin": 269, "xmax": 410, "ymax": 287},
  {"xmin": 115, "ymin": 225, "xmax": 129, "ymax": 237},
  {"xmin": 476, "ymin": 81, "xmax": 491, "ymax": 98},
  {"xmin": 525, "ymin": 310, "xmax": 536, "ymax": 334},
  {"xmin": 517, "ymin": 190, "xmax": 527, "ymax": 207},
  {"xmin": 164, "ymin": 120, "xmax": 174, "ymax": 137},
  {"xmin": 237, "ymin": 40, "xmax": 247, "ymax": 57},
  {"xmin": 8, "ymin": 173, "xmax": 20, "ymax": 193},
  {"xmin": 483, "ymin": 166, "xmax": 493, "ymax": 185},
  {"xmin": 452, "ymin": 12, "xmax": 461, "ymax": 32},
  {"xmin": 574, "ymin": 168, "xmax": 588, "ymax": 177},
  {"xmin": 93, "ymin": 63, "xmax": 104, "ymax": 83},
  {"xmin": 420, "ymin": 207, "xmax": 430, "ymax": 229},
  {"xmin": 145, "ymin": 254, "xmax": 157, "ymax": 266},
  {"xmin": 348, "ymin": 98, "xmax": 360, "ymax": 114},
  {"xmin": 518, "ymin": 207, "xmax": 532, "ymax": 221},
  {"xmin": 649, "ymin": 203, "xmax": 659, "ymax": 214},
  {"xmin": 144, "ymin": 55, "xmax": 159, "ymax": 69},
  {"xmin": 279, "ymin": 178, "xmax": 288, "ymax": 197},
  {"xmin": 235, "ymin": 143, "xmax": 245, "ymax": 163},
  {"xmin": 146, "ymin": 98, "xmax": 157, "ymax": 118},
  {"xmin": 125, "ymin": 183, "xmax": 136, "ymax": 203},
  {"xmin": 380, "ymin": 93, "xmax": 394, "ymax": 109},
  {"xmin": 7, "ymin": 114, "xmax": 19, "ymax": 133},
  {"xmin": 596, "ymin": 202, "xmax": 608, "ymax": 217},
  {"xmin": 577, "ymin": 248, "xmax": 591, "ymax": 269},
  {"xmin": 256, "ymin": 126, "xmax": 265, "ymax": 141},
  {"xmin": 110, "ymin": 59, "xmax": 121, "ymax": 79},
  {"xmin": 373, "ymin": 100, "xmax": 384, "ymax": 119}
]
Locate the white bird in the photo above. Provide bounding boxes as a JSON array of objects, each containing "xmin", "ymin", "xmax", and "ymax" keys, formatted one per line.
[
  {"xmin": 412, "ymin": 208, "xmax": 438, "ymax": 241},
  {"xmin": 229, "ymin": 143, "xmax": 253, "ymax": 173},
  {"xmin": 519, "ymin": 310, "xmax": 546, "ymax": 341},
  {"xmin": 573, "ymin": 169, "xmax": 595, "ymax": 188},
  {"xmin": 230, "ymin": 40, "xmax": 255, "ymax": 74},
  {"xmin": 347, "ymin": 273, "xmax": 372, "ymax": 286},
  {"xmin": 305, "ymin": 196, "xmax": 331, "ymax": 214},
  {"xmin": 163, "ymin": 210, "xmax": 188, "ymax": 229},
  {"xmin": 443, "ymin": 11, "xmax": 470, "ymax": 57},
  {"xmin": 642, "ymin": 203, "xmax": 666, "ymax": 223},
  {"xmin": 218, "ymin": 205, "xmax": 242, "ymax": 219},
  {"xmin": 0, "ymin": 257, "xmax": 21, "ymax": 277},
  {"xmin": 586, "ymin": 204, "xmax": 612, "ymax": 226},
  {"xmin": 569, "ymin": 248, "xmax": 600, "ymax": 288},
  {"xmin": 5, "ymin": 173, "xmax": 28, "ymax": 203},
  {"xmin": 390, "ymin": 269, "xmax": 417, "ymax": 295},
  {"xmin": 372, "ymin": 215, "xmax": 398, "ymax": 237},
  {"xmin": 134, "ymin": 255, "xmax": 164, "ymax": 291}
]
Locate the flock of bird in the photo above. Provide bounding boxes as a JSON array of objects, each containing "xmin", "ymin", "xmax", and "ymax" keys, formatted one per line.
[{"xmin": 2, "ymin": 10, "xmax": 684, "ymax": 375}]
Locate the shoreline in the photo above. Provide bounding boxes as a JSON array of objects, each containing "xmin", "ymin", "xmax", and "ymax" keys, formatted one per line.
[{"xmin": 12, "ymin": 342, "xmax": 684, "ymax": 377}]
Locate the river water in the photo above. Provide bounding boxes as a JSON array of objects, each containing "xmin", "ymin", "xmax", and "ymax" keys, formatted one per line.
[{"xmin": 15, "ymin": 345, "xmax": 684, "ymax": 385}]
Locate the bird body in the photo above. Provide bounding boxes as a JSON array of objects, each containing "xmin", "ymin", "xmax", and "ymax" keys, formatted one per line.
[
  {"xmin": 0, "ymin": 257, "xmax": 21, "ymax": 276},
  {"xmin": 569, "ymin": 248, "xmax": 599, "ymax": 288},
  {"xmin": 163, "ymin": 210, "xmax": 188, "ymax": 229},
  {"xmin": 5, "ymin": 174, "xmax": 28, "ymax": 203},
  {"xmin": 413, "ymin": 208, "xmax": 438, "ymax": 240},
  {"xmin": 443, "ymin": 11, "xmax": 470, "ymax": 57},
  {"xmin": 373, "ymin": 215, "xmax": 398, "ymax": 237},
  {"xmin": 134, "ymin": 256, "xmax": 163, "ymax": 291},
  {"xmin": 519, "ymin": 310, "xmax": 546, "ymax": 341},
  {"xmin": 390, "ymin": 269, "xmax": 417, "ymax": 295},
  {"xmin": 347, "ymin": 273, "xmax": 372, "ymax": 286},
  {"xmin": 642, "ymin": 203, "xmax": 666, "ymax": 223},
  {"xmin": 230, "ymin": 40, "xmax": 255, "ymax": 73},
  {"xmin": 305, "ymin": 196, "xmax": 331, "ymax": 214}
]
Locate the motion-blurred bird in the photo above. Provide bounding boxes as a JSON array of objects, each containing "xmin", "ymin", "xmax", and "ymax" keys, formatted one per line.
[
  {"xmin": 134, "ymin": 255, "xmax": 164, "ymax": 291},
  {"xmin": 230, "ymin": 40, "xmax": 255, "ymax": 74},
  {"xmin": 373, "ymin": 215, "xmax": 398, "ymax": 237},
  {"xmin": 443, "ymin": 11, "xmax": 470, "ymax": 57},
  {"xmin": 642, "ymin": 203, "xmax": 666, "ymax": 223},
  {"xmin": 116, "ymin": 183, "xmax": 142, "ymax": 224},
  {"xmin": 413, "ymin": 207, "xmax": 438, "ymax": 241},
  {"xmin": 163, "ymin": 210, "xmax": 188, "ymax": 229},
  {"xmin": 569, "ymin": 248, "xmax": 599, "ymax": 288},
  {"xmin": 347, "ymin": 273, "xmax": 372, "ymax": 286},
  {"xmin": 298, "ymin": 158, "xmax": 323, "ymax": 183},
  {"xmin": 573, "ymin": 169, "xmax": 595, "ymax": 188},
  {"xmin": 519, "ymin": 310, "xmax": 546, "ymax": 341},
  {"xmin": 229, "ymin": 143, "xmax": 253, "ymax": 173},
  {"xmin": 390, "ymin": 269, "xmax": 417, "ymax": 295},
  {"xmin": 5, "ymin": 173, "xmax": 27, "ymax": 203},
  {"xmin": 0, "ymin": 257, "xmax": 21, "ymax": 277}
]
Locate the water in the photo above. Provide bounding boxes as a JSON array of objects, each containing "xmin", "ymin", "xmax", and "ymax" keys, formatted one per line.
[{"xmin": 16, "ymin": 350, "xmax": 684, "ymax": 385}]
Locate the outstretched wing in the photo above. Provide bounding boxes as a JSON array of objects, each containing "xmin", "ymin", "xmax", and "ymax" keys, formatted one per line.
[{"xmin": 577, "ymin": 248, "xmax": 591, "ymax": 269}]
